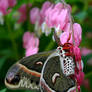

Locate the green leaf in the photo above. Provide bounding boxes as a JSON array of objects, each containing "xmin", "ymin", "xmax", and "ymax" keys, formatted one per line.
[
  {"xmin": 0, "ymin": 88, "xmax": 7, "ymax": 92},
  {"xmin": 0, "ymin": 57, "xmax": 7, "ymax": 70},
  {"xmin": 75, "ymin": 11, "xmax": 87, "ymax": 22}
]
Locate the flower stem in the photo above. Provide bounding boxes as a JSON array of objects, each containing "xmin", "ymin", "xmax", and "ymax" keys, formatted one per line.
[{"xmin": 61, "ymin": 0, "xmax": 67, "ymax": 5}]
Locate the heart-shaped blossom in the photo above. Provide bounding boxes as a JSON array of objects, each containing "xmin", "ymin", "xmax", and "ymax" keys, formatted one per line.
[
  {"xmin": 45, "ymin": 3, "xmax": 71, "ymax": 30},
  {"xmin": 60, "ymin": 31, "xmax": 70, "ymax": 45},
  {"xmin": 81, "ymin": 47, "xmax": 92, "ymax": 56},
  {"xmin": 60, "ymin": 23, "xmax": 82, "ymax": 46},
  {"xmin": 75, "ymin": 71, "xmax": 84, "ymax": 87},
  {"xmin": 0, "ymin": 0, "xmax": 16, "ymax": 15},
  {"xmin": 69, "ymin": 23, "xmax": 82, "ymax": 46},
  {"xmin": 0, "ymin": 0, "xmax": 9, "ymax": 15},
  {"xmin": 73, "ymin": 46, "xmax": 81, "ymax": 61},
  {"xmin": 30, "ymin": 1, "xmax": 52, "ymax": 26},
  {"xmin": 57, "ymin": 9, "xmax": 69, "ymax": 30},
  {"xmin": 40, "ymin": 1, "xmax": 51, "ymax": 21},
  {"xmin": 23, "ymin": 32, "xmax": 39, "ymax": 56},
  {"xmin": 30, "ymin": 7, "xmax": 40, "ymax": 24},
  {"xmin": 25, "ymin": 47, "xmax": 39, "ymax": 56},
  {"xmin": 18, "ymin": 4, "xmax": 32, "ymax": 23},
  {"xmin": 8, "ymin": 0, "xmax": 16, "ymax": 7},
  {"xmin": 23, "ymin": 32, "xmax": 32, "ymax": 49}
]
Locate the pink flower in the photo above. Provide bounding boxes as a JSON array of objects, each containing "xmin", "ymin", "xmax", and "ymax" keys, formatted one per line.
[
  {"xmin": 45, "ymin": 3, "xmax": 70, "ymax": 30},
  {"xmin": 40, "ymin": 1, "xmax": 51, "ymax": 20},
  {"xmin": 18, "ymin": 4, "xmax": 27, "ymax": 23},
  {"xmin": 72, "ymin": 46, "xmax": 84, "ymax": 92},
  {"xmin": 81, "ymin": 47, "xmax": 92, "ymax": 56},
  {"xmin": 0, "ymin": 0, "xmax": 16, "ymax": 15},
  {"xmin": 73, "ymin": 46, "xmax": 83, "ymax": 73},
  {"xmin": 74, "ymin": 70, "xmax": 84, "ymax": 92},
  {"xmin": 67, "ymin": 4, "xmax": 72, "ymax": 12},
  {"xmin": 60, "ymin": 23, "xmax": 82, "ymax": 46},
  {"xmin": 47, "ymin": 9, "xmax": 59, "ymax": 27},
  {"xmin": 73, "ymin": 46, "xmax": 81, "ymax": 61},
  {"xmin": 73, "ymin": 23, "xmax": 82, "ymax": 44},
  {"xmin": 57, "ymin": 9, "xmax": 69, "ymax": 29},
  {"xmin": 18, "ymin": 4, "xmax": 32, "ymax": 23},
  {"xmin": 63, "ymin": 23, "xmax": 71, "ymax": 32},
  {"xmin": 54, "ymin": 3, "xmax": 64, "ymax": 10},
  {"xmin": 8, "ymin": 0, "xmax": 16, "ymax": 7},
  {"xmin": 75, "ymin": 71, "xmax": 84, "ymax": 86},
  {"xmin": 0, "ymin": 0, "xmax": 8, "ymax": 15},
  {"xmin": 60, "ymin": 31, "xmax": 70, "ymax": 45},
  {"xmin": 26, "ymin": 47, "xmax": 39, "ymax": 56},
  {"xmin": 45, "ymin": 5, "xmax": 54, "ymax": 27},
  {"xmin": 23, "ymin": 32, "xmax": 39, "ymax": 56},
  {"xmin": 51, "ymin": 8, "xmax": 63, "ymax": 27},
  {"xmin": 30, "ymin": 7, "xmax": 40, "ymax": 24},
  {"xmin": 30, "ymin": 1, "xmax": 51, "ymax": 25},
  {"xmin": 69, "ymin": 23, "xmax": 82, "ymax": 46},
  {"xmin": 45, "ymin": 3, "xmax": 62, "ymax": 27},
  {"xmin": 23, "ymin": 32, "xmax": 32, "ymax": 49}
]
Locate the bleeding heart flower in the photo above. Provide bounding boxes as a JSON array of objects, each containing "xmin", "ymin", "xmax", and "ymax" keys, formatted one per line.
[
  {"xmin": 8, "ymin": 0, "xmax": 16, "ymax": 7},
  {"xmin": 18, "ymin": 4, "xmax": 32, "ymax": 23},
  {"xmin": 69, "ymin": 23, "xmax": 82, "ymax": 46},
  {"xmin": 30, "ymin": 7, "xmax": 40, "ymax": 24},
  {"xmin": 25, "ymin": 47, "xmax": 39, "ymax": 56},
  {"xmin": 23, "ymin": 32, "xmax": 39, "ymax": 56},
  {"xmin": 81, "ymin": 47, "xmax": 92, "ymax": 56},
  {"xmin": 40, "ymin": 1, "xmax": 51, "ymax": 21},
  {"xmin": 73, "ymin": 46, "xmax": 81, "ymax": 61},
  {"xmin": 60, "ymin": 31, "xmax": 70, "ymax": 45},
  {"xmin": 0, "ymin": 0, "xmax": 9, "ymax": 15},
  {"xmin": 23, "ymin": 32, "xmax": 32, "ymax": 49},
  {"xmin": 0, "ymin": 0, "xmax": 16, "ymax": 15},
  {"xmin": 57, "ymin": 9, "xmax": 69, "ymax": 30},
  {"xmin": 76, "ymin": 71, "xmax": 84, "ymax": 85},
  {"xmin": 60, "ymin": 23, "xmax": 82, "ymax": 46}
]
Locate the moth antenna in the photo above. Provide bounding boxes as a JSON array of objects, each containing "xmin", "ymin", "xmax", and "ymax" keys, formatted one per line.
[{"xmin": 53, "ymin": 31, "xmax": 62, "ymax": 46}]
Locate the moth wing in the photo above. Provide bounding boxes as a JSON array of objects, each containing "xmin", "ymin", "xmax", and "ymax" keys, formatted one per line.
[
  {"xmin": 40, "ymin": 53, "xmax": 76, "ymax": 92},
  {"xmin": 5, "ymin": 50, "xmax": 55, "ymax": 90},
  {"xmin": 19, "ymin": 50, "xmax": 55, "ymax": 73}
]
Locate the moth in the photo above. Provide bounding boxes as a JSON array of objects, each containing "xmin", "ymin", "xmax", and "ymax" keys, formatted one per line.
[{"xmin": 5, "ymin": 32, "xmax": 76, "ymax": 92}]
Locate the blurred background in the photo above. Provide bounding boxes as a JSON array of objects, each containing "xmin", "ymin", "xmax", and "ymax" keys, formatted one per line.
[{"xmin": 0, "ymin": 0, "xmax": 92, "ymax": 92}]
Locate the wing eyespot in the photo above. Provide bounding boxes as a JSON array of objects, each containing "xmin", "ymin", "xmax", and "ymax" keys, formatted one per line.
[
  {"xmin": 52, "ymin": 73, "xmax": 60, "ymax": 84},
  {"xmin": 36, "ymin": 61, "xmax": 43, "ymax": 65}
]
